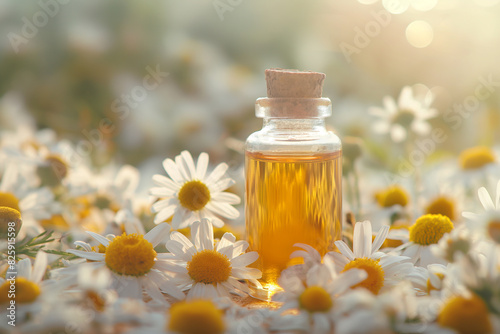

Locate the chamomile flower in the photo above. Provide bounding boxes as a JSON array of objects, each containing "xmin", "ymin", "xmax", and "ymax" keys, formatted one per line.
[
  {"xmin": 407, "ymin": 264, "xmax": 448, "ymax": 296},
  {"xmin": 0, "ymin": 164, "xmax": 60, "ymax": 236},
  {"xmin": 65, "ymin": 223, "xmax": 184, "ymax": 305},
  {"xmin": 463, "ymin": 180, "xmax": 500, "ymax": 243},
  {"xmin": 271, "ymin": 259, "xmax": 367, "ymax": 334},
  {"xmin": 150, "ymin": 151, "xmax": 240, "ymax": 229},
  {"xmin": 327, "ymin": 221, "xmax": 413, "ymax": 295},
  {"xmin": 400, "ymin": 214, "xmax": 454, "ymax": 266},
  {"xmin": 369, "ymin": 85, "xmax": 437, "ymax": 143},
  {"xmin": 0, "ymin": 252, "xmax": 59, "ymax": 323},
  {"xmin": 164, "ymin": 218, "xmax": 261, "ymax": 300}
]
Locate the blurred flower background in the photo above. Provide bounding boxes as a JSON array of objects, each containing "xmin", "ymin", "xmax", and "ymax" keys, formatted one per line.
[{"xmin": 2, "ymin": 0, "xmax": 500, "ymax": 178}]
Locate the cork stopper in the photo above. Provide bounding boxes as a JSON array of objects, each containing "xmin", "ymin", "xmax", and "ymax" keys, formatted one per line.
[
  {"xmin": 265, "ymin": 68, "xmax": 325, "ymax": 98},
  {"xmin": 256, "ymin": 68, "xmax": 331, "ymax": 119}
]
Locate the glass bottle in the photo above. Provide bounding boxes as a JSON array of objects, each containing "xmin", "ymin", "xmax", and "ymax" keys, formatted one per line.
[{"xmin": 245, "ymin": 69, "xmax": 342, "ymax": 296}]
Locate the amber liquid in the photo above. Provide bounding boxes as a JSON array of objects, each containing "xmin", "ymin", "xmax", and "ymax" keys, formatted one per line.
[{"xmin": 245, "ymin": 151, "xmax": 342, "ymax": 289}]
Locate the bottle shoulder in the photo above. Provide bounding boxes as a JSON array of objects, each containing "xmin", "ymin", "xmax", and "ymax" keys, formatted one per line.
[{"xmin": 245, "ymin": 129, "xmax": 342, "ymax": 154}]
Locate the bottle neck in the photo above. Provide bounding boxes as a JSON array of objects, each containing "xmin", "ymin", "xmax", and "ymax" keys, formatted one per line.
[{"xmin": 261, "ymin": 118, "xmax": 328, "ymax": 136}]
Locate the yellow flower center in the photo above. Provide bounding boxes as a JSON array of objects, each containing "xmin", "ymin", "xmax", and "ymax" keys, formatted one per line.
[
  {"xmin": 409, "ymin": 214, "xmax": 454, "ymax": 246},
  {"xmin": 459, "ymin": 146, "xmax": 495, "ymax": 170},
  {"xmin": 0, "ymin": 277, "xmax": 41, "ymax": 304},
  {"xmin": 40, "ymin": 214, "xmax": 69, "ymax": 231},
  {"xmin": 299, "ymin": 286, "xmax": 333, "ymax": 312},
  {"xmin": 0, "ymin": 206, "xmax": 22, "ymax": 237},
  {"xmin": 168, "ymin": 300, "xmax": 225, "ymax": 334},
  {"xmin": 86, "ymin": 290, "xmax": 106, "ymax": 312},
  {"xmin": 426, "ymin": 272, "xmax": 445, "ymax": 293},
  {"xmin": 342, "ymin": 258, "xmax": 385, "ymax": 295},
  {"xmin": 375, "ymin": 186, "xmax": 409, "ymax": 208},
  {"xmin": 187, "ymin": 250, "xmax": 231, "ymax": 285},
  {"xmin": 425, "ymin": 196, "xmax": 456, "ymax": 221},
  {"xmin": 0, "ymin": 192, "xmax": 20, "ymax": 212},
  {"xmin": 487, "ymin": 220, "xmax": 500, "ymax": 244},
  {"xmin": 178, "ymin": 180, "xmax": 211, "ymax": 211},
  {"xmin": 37, "ymin": 154, "xmax": 69, "ymax": 187},
  {"xmin": 105, "ymin": 234, "xmax": 156, "ymax": 276},
  {"xmin": 438, "ymin": 294, "xmax": 492, "ymax": 334}
]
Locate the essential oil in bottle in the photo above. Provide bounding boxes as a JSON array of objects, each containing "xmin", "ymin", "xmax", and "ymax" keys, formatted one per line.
[{"xmin": 245, "ymin": 69, "xmax": 342, "ymax": 295}]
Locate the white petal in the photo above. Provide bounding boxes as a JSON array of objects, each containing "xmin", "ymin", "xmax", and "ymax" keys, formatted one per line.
[
  {"xmin": 205, "ymin": 163, "xmax": 229, "ymax": 184},
  {"xmin": 206, "ymin": 201, "xmax": 240, "ymax": 219},
  {"xmin": 144, "ymin": 223, "xmax": 171, "ymax": 247},
  {"xmin": 354, "ymin": 221, "xmax": 372, "ymax": 258},
  {"xmin": 372, "ymin": 225, "xmax": 390, "ymax": 253},
  {"xmin": 180, "ymin": 151, "xmax": 197, "ymax": 180},
  {"xmin": 32, "ymin": 251, "xmax": 48, "ymax": 283},
  {"xmin": 478, "ymin": 187, "xmax": 495, "ymax": 211},
  {"xmin": 216, "ymin": 232, "xmax": 236, "ymax": 257},
  {"xmin": 193, "ymin": 219, "xmax": 214, "ymax": 251},
  {"xmin": 118, "ymin": 276, "xmax": 142, "ymax": 299},
  {"xmin": 154, "ymin": 261, "xmax": 188, "ymax": 274},
  {"xmin": 150, "ymin": 187, "xmax": 175, "ymax": 198},
  {"xmin": 165, "ymin": 240, "xmax": 192, "ymax": 261},
  {"xmin": 153, "ymin": 205, "xmax": 178, "ymax": 224},
  {"xmin": 231, "ymin": 267, "xmax": 262, "ymax": 279},
  {"xmin": 170, "ymin": 232, "xmax": 196, "ymax": 256},
  {"xmin": 390, "ymin": 124, "xmax": 407, "ymax": 143},
  {"xmin": 170, "ymin": 207, "xmax": 192, "ymax": 230},
  {"xmin": 231, "ymin": 252, "xmax": 259, "ymax": 268},
  {"xmin": 152, "ymin": 174, "xmax": 180, "ymax": 191},
  {"xmin": 163, "ymin": 158, "xmax": 184, "ymax": 183},
  {"xmin": 115, "ymin": 165, "xmax": 139, "ymax": 194},
  {"xmin": 209, "ymin": 178, "xmax": 235, "ymax": 193},
  {"xmin": 334, "ymin": 241, "xmax": 355, "ymax": 261},
  {"xmin": 211, "ymin": 192, "xmax": 241, "ymax": 205},
  {"xmin": 141, "ymin": 277, "xmax": 167, "ymax": 305},
  {"xmin": 66, "ymin": 249, "xmax": 106, "ymax": 261},
  {"xmin": 86, "ymin": 231, "xmax": 110, "ymax": 247},
  {"xmin": 196, "ymin": 153, "xmax": 209, "ymax": 180},
  {"xmin": 16, "ymin": 258, "xmax": 32, "ymax": 279}
]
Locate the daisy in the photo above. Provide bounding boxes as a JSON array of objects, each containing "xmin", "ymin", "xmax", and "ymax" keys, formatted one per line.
[
  {"xmin": 64, "ymin": 223, "xmax": 184, "ymax": 305},
  {"xmin": 407, "ymin": 264, "xmax": 448, "ymax": 297},
  {"xmin": 400, "ymin": 214, "xmax": 454, "ymax": 266},
  {"xmin": 0, "ymin": 252, "xmax": 60, "ymax": 323},
  {"xmin": 0, "ymin": 164, "xmax": 61, "ymax": 236},
  {"xmin": 150, "ymin": 150, "xmax": 240, "ymax": 229},
  {"xmin": 163, "ymin": 218, "xmax": 262, "ymax": 300},
  {"xmin": 327, "ymin": 221, "xmax": 413, "ymax": 295},
  {"xmin": 463, "ymin": 180, "xmax": 500, "ymax": 244},
  {"xmin": 369, "ymin": 85, "xmax": 437, "ymax": 143},
  {"xmin": 271, "ymin": 259, "xmax": 367, "ymax": 334}
]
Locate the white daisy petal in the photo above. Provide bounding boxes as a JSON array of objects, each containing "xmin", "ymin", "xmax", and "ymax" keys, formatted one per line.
[
  {"xmin": 165, "ymin": 240, "xmax": 194, "ymax": 262},
  {"xmin": 144, "ymin": 223, "xmax": 171, "ymax": 247},
  {"xmin": 181, "ymin": 151, "xmax": 197, "ymax": 180},
  {"xmin": 206, "ymin": 201, "xmax": 240, "ymax": 219},
  {"xmin": 194, "ymin": 219, "xmax": 214, "ymax": 251},
  {"xmin": 16, "ymin": 258, "xmax": 32, "ymax": 279},
  {"xmin": 231, "ymin": 267, "xmax": 262, "ymax": 279},
  {"xmin": 32, "ymin": 251, "xmax": 48, "ymax": 283},
  {"xmin": 372, "ymin": 225, "xmax": 390, "ymax": 253},
  {"xmin": 216, "ymin": 232, "xmax": 236, "ymax": 256},
  {"xmin": 333, "ymin": 241, "xmax": 355, "ymax": 261},
  {"xmin": 478, "ymin": 187, "xmax": 495, "ymax": 211},
  {"xmin": 67, "ymin": 249, "xmax": 106, "ymax": 261},
  {"xmin": 209, "ymin": 178, "xmax": 235, "ymax": 193},
  {"xmin": 142, "ymin": 277, "xmax": 167, "ymax": 305},
  {"xmin": 155, "ymin": 261, "xmax": 188, "ymax": 274},
  {"xmin": 231, "ymin": 252, "xmax": 259, "ymax": 268},
  {"xmin": 211, "ymin": 192, "xmax": 241, "ymax": 205},
  {"xmin": 170, "ymin": 232, "xmax": 196, "ymax": 256},
  {"xmin": 163, "ymin": 158, "xmax": 184, "ymax": 183},
  {"xmin": 118, "ymin": 276, "xmax": 142, "ymax": 299},
  {"xmin": 152, "ymin": 174, "xmax": 180, "ymax": 191},
  {"xmin": 150, "ymin": 187, "xmax": 175, "ymax": 198},
  {"xmin": 205, "ymin": 163, "xmax": 229, "ymax": 184},
  {"xmin": 196, "ymin": 152, "xmax": 209, "ymax": 180},
  {"xmin": 86, "ymin": 231, "xmax": 110, "ymax": 247}
]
